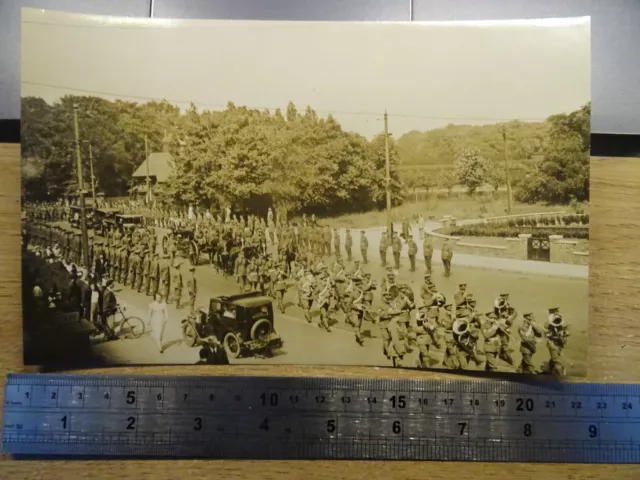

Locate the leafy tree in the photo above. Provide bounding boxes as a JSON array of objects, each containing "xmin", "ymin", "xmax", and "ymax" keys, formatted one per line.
[
  {"xmin": 515, "ymin": 103, "xmax": 590, "ymax": 203},
  {"xmin": 486, "ymin": 159, "xmax": 507, "ymax": 192},
  {"xmin": 454, "ymin": 148, "xmax": 489, "ymax": 194},
  {"xmin": 437, "ymin": 168, "xmax": 457, "ymax": 196}
]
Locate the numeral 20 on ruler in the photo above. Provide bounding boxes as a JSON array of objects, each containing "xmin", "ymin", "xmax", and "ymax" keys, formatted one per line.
[{"xmin": 3, "ymin": 374, "xmax": 640, "ymax": 463}]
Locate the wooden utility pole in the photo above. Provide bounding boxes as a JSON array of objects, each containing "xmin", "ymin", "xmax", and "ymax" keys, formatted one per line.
[
  {"xmin": 384, "ymin": 111, "xmax": 392, "ymax": 236},
  {"xmin": 73, "ymin": 104, "xmax": 90, "ymax": 270},
  {"xmin": 502, "ymin": 126, "xmax": 513, "ymax": 213},
  {"xmin": 88, "ymin": 143, "xmax": 97, "ymax": 208},
  {"xmin": 144, "ymin": 135, "xmax": 151, "ymax": 205}
]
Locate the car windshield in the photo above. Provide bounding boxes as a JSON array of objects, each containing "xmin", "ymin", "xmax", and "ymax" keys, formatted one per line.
[
  {"xmin": 249, "ymin": 305, "xmax": 270, "ymax": 317},
  {"xmin": 222, "ymin": 305, "xmax": 237, "ymax": 319}
]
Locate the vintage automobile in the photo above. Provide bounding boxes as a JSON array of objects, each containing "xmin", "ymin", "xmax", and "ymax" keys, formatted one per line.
[
  {"xmin": 115, "ymin": 214, "xmax": 144, "ymax": 231},
  {"xmin": 162, "ymin": 228, "xmax": 200, "ymax": 265},
  {"xmin": 92, "ymin": 207, "xmax": 121, "ymax": 235},
  {"xmin": 181, "ymin": 292, "xmax": 283, "ymax": 359},
  {"xmin": 69, "ymin": 205, "xmax": 94, "ymax": 229}
]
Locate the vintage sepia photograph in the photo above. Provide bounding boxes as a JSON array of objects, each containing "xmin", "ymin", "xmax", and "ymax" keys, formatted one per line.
[{"xmin": 21, "ymin": 9, "xmax": 590, "ymax": 374}]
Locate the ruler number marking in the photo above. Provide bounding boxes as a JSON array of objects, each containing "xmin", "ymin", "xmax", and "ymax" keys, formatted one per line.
[
  {"xmin": 390, "ymin": 395, "xmax": 406, "ymax": 409},
  {"xmin": 515, "ymin": 398, "xmax": 534, "ymax": 412},
  {"xmin": 392, "ymin": 420, "xmax": 401, "ymax": 434},
  {"xmin": 523, "ymin": 423, "xmax": 532, "ymax": 437},
  {"xmin": 260, "ymin": 392, "xmax": 279, "ymax": 406},
  {"xmin": 589, "ymin": 424, "xmax": 598, "ymax": 438},
  {"xmin": 194, "ymin": 417, "xmax": 202, "ymax": 431},
  {"xmin": 61, "ymin": 415, "xmax": 67, "ymax": 429},
  {"xmin": 126, "ymin": 416, "xmax": 136, "ymax": 430},
  {"xmin": 126, "ymin": 390, "xmax": 136, "ymax": 405},
  {"xmin": 326, "ymin": 419, "xmax": 336, "ymax": 433},
  {"xmin": 458, "ymin": 422, "xmax": 467, "ymax": 435}
]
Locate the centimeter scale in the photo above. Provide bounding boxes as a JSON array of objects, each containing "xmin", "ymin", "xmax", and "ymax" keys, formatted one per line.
[{"xmin": 3, "ymin": 374, "xmax": 640, "ymax": 463}]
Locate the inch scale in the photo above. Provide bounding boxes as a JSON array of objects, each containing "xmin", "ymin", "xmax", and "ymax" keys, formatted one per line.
[{"xmin": 3, "ymin": 374, "xmax": 640, "ymax": 463}]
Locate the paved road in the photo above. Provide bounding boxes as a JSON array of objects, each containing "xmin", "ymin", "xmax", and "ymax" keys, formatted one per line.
[{"xmin": 92, "ymin": 247, "xmax": 588, "ymax": 375}]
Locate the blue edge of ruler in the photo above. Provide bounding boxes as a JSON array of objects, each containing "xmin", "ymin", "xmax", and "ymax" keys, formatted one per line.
[{"xmin": 3, "ymin": 373, "xmax": 640, "ymax": 463}]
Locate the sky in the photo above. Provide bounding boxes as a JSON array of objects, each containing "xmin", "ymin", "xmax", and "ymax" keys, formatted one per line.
[{"xmin": 22, "ymin": 9, "xmax": 590, "ymax": 139}]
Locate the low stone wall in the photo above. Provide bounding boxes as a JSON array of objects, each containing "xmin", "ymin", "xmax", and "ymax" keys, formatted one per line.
[
  {"xmin": 453, "ymin": 238, "xmax": 525, "ymax": 260},
  {"xmin": 550, "ymin": 238, "xmax": 589, "ymax": 266}
]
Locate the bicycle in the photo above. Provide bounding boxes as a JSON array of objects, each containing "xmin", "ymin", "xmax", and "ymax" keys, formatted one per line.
[{"xmin": 103, "ymin": 304, "xmax": 145, "ymax": 340}]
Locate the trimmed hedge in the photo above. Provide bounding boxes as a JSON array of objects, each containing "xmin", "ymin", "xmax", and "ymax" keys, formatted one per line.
[
  {"xmin": 449, "ymin": 224, "xmax": 589, "ymax": 239},
  {"xmin": 495, "ymin": 214, "xmax": 589, "ymax": 228}
]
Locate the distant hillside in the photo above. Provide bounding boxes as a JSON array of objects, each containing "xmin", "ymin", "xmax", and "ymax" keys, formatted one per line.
[{"xmin": 396, "ymin": 120, "xmax": 549, "ymax": 167}]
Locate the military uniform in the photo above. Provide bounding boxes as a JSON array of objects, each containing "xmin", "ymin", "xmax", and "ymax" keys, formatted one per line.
[
  {"xmin": 544, "ymin": 308, "xmax": 569, "ymax": 376},
  {"xmin": 186, "ymin": 267, "xmax": 197, "ymax": 313},
  {"xmin": 344, "ymin": 230, "xmax": 353, "ymax": 261},
  {"xmin": 379, "ymin": 233, "xmax": 387, "ymax": 267},
  {"xmin": 323, "ymin": 227, "xmax": 332, "ymax": 256},
  {"xmin": 360, "ymin": 230, "xmax": 370, "ymax": 265},
  {"xmin": 160, "ymin": 255, "xmax": 171, "ymax": 301},
  {"xmin": 171, "ymin": 264, "xmax": 183, "ymax": 308},
  {"xmin": 350, "ymin": 285, "xmax": 367, "ymax": 345},
  {"xmin": 273, "ymin": 267, "xmax": 288, "ymax": 313},
  {"xmin": 127, "ymin": 248, "xmax": 140, "ymax": 288},
  {"xmin": 148, "ymin": 253, "xmax": 159, "ymax": 297},
  {"xmin": 391, "ymin": 235, "xmax": 402, "ymax": 269},
  {"xmin": 332, "ymin": 229, "xmax": 341, "ymax": 260},
  {"xmin": 316, "ymin": 277, "xmax": 333, "ymax": 332},
  {"xmin": 423, "ymin": 237, "xmax": 433, "ymax": 274},
  {"xmin": 119, "ymin": 246, "xmax": 129, "ymax": 284},
  {"xmin": 300, "ymin": 275, "xmax": 315, "ymax": 323},
  {"xmin": 415, "ymin": 306, "xmax": 442, "ymax": 368},
  {"xmin": 482, "ymin": 312, "xmax": 502, "ymax": 371},
  {"xmin": 407, "ymin": 237, "xmax": 418, "ymax": 272},
  {"xmin": 517, "ymin": 313, "xmax": 543, "ymax": 374},
  {"xmin": 136, "ymin": 249, "xmax": 147, "ymax": 293},
  {"xmin": 441, "ymin": 240, "xmax": 453, "ymax": 277}
]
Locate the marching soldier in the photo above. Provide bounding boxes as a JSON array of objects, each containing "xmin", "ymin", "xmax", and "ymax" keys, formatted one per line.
[
  {"xmin": 140, "ymin": 248, "xmax": 151, "ymax": 294},
  {"xmin": 407, "ymin": 235, "xmax": 418, "ymax": 272},
  {"xmin": 148, "ymin": 228, "xmax": 157, "ymax": 255},
  {"xmin": 423, "ymin": 235, "xmax": 433, "ymax": 274},
  {"xmin": 316, "ymin": 272, "xmax": 333, "ymax": 332},
  {"xmin": 452, "ymin": 316, "xmax": 482, "ymax": 370},
  {"xmin": 321, "ymin": 226, "xmax": 330, "ymax": 257},
  {"xmin": 482, "ymin": 311, "xmax": 502, "ymax": 372},
  {"xmin": 494, "ymin": 293, "xmax": 511, "ymax": 318},
  {"xmin": 247, "ymin": 258, "xmax": 259, "ymax": 291},
  {"xmin": 171, "ymin": 262, "xmax": 183, "ymax": 308},
  {"xmin": 517, "ymin": 312, "xmax": 543, "ymax": 374},
  {"xmin": 119, "ymin": 244, "xmax": 129, "ymax": 285},
  {"xmin": 344, "ymin": 229, "xmax": 353, "ymax": 262},
  {"xmin": 391, "ymin": 233, "xmax": 402, "ymax": 269},
  {"xmin": 186, "ymin": 266, "xmax": 197, "ymax": 313},
  {"xmin": 401, "ymin": 216, "xmax": 410, "ymax": 240},
  {"xmin": 160, "ymin": 254, "xmax": 171, "ymax": 302},
  {"xmin": 441, "ymin": 239, "xmax": 453, "ymax": 277},
  {"xmin": 148, "ymin": 252, "xmax": 160, "ymax": 297},
  {"xmin": 454, "ymin": 284, "xmax": 469, "ymax": 314},
  {"xmin": 273, "ymin": 263, "xmax": 288, "ymax": 313},
  {"xmin": 134, "ymin": 247, "xmax": 145, "ymax": 292},
  {"xmin": 359, "ymin": 230, "xmax": 368, "ymax": 264},
  {"xmin": 350, "ymin": 281, "xmax": 366, "ymax": 345},
  {"xmin": 333, "ymin": 228, "xmax": 341, "ymax": 260},
  {"xmin": 414, "ymin": 305, "xmax": 442, "ymax": 368},
  {"xmin": 300, "ymin": 270, "xmax": 315, "ymax": 324},
  {"xmin": 350, "ymin": 260, "xmax": 364, "ymax": 282},
  {"xmin": 379, "ymin": 231, "xmax": 388, "ymax": 267},
  {"xmin": 544, "ymin": 307, "xmax": 570, "ymax": 376},
  {"xmin": 127, "ymin": 246, "xmax": 140, "ymax": 289},
  {"xmin": 498, "ymin": 306, "xmax": 515, "ymax": 365}
]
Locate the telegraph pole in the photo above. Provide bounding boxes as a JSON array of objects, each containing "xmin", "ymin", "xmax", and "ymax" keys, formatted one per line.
[
  {"xmin": 502, "ymin": 126, "xmax": 513, "ymax": 213},
  {"xmin": 73, "ymin": 104, "xmax": 90, "ymax": 270},
  {"xmin": 144, "ymin": 135, "xmax": 151, "ymax": 205},
  {"xmin": 384, "ymin": 111, "xmax": 393, "ymax": 236},
  {"xmin": 88, "ymin": 143, "xmax": 97, "ymax": 208}
]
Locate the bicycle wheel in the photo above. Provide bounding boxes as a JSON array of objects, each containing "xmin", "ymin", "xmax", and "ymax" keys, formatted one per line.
[{"xmin": 121, "ymin": 316, "xmax": 145, "ymax": 339}]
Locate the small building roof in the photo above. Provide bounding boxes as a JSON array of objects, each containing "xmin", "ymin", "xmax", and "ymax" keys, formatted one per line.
[{"xmin": 132, "ymin": 152, "xmax": 173, "ymax": 183}]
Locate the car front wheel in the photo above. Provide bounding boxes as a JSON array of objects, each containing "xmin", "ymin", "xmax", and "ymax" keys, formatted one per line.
[{"xmin": 223, "ymin": 332, "xmax": 242, "ymax": 359}]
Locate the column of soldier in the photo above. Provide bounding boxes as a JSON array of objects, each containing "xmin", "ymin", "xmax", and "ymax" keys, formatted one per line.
[{"xmin": 23, "ymin": 202, "xmax": 570, "ymax": 374}]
